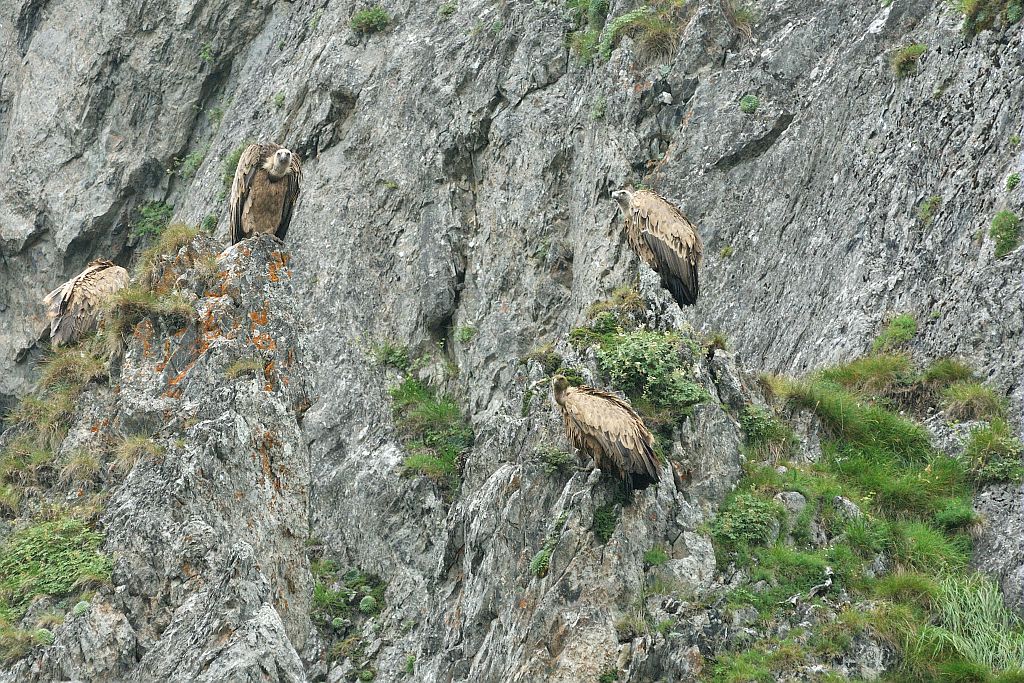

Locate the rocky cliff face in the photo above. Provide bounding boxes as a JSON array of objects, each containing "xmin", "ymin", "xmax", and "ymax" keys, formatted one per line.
[{"xmin": 2, "ymin": 0, "xmax": 1023, "ymax": 680}]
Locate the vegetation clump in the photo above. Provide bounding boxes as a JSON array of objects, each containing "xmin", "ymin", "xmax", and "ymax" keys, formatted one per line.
[
  {"xmin": 372, "ymin": 342, "xmax": 410, "ymax": 371},
  {"xmin": 533, "ymin": 445, "xmax": 575, "ymax": 475},
  {"xmin": 740, "ymin": 405, "xmax": 796, "ymax": 462},
  {"xmin": 892, "ymin": 43, "xmax": 927, "ymax": 77},
  {"xmin": 710, "ymin": 337, "xmax": 1024, "ymax": 679},
  {"xmin": 103, "ymin": 286, "xmax": 196, "ymax": 348},
  {"xmin": 958, "ymin": 0, "xmax": 1022, "ymax": 37},
  {"xmin": 132, "ymin": 201, "xmax": 174, "ymax": 239},
  {"xmin": 390, "ymin": 378, "xmax": 473, "ymax": 494},
  {"xmin": 112, "ymin": 435, "xmax": 164, "ymax": 474},
  {"xmin": 739, "ymin": 94, "xmax": 759, "ymax": 114},
  {"xmin": 942, "ymin": 381, "xmax": 1005, "ymax": 421},
  {"xmin": 0, "ymin": 516, "xmax": 111, "ymax": 634},
  {"xmin": 220, "ymin": 141, "xmax": 253, "ymax": 200},
  {"xmin": 352, "ymin": 6, "xmax": 390, "ymax": 33},
  {"xmin": 710, "ymin": 492, "xmax": 783, "ymax": 556},
  {"xmin": 990, "ymin": 210, "xmax": 1020, "ymax": 258},
  {"xmin": 1006, "ymin": 172, "xmax": 1020, "ymax": 191},
  {"xmin": 643, "ymin": 545, "xmax": 669, "ymax": 567},
  {"xmin": 567, "ymin": 0, "xmax": 685, "ymax": 65},
  {"xmin": 871, "ymin": 313, "xmax": 917, "ymax": 354},
  {"xmin": 962, "ymin": 418, "xmax": 1024, "ymax": 486},
  {"xmin": 530, "ymin": 513, "xmax": 568, "ymax": 578},
  {"xmin": 917, "ymin": 195, "xmax": 942, "ymax": 225}
]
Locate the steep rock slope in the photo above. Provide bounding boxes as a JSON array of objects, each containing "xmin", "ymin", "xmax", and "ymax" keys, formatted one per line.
[
  {"xmin": 1, "ymin": 0, "xmax": 1023, "ymax": 680},
  {"xmin": 1, "ymin": 235, "xmax": 312, "ymax": 682}
]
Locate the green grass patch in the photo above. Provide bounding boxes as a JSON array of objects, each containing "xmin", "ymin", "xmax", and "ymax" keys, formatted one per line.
[
  {"xmin": 740, "ymin": 405, "xmax": 796, "ymax": 461},
  {"xmin": 643, "ymin": 545, "xmax": 669, "ymax": 567},
  {"xmin": 958, "ymin": 0, "xmax": 1022, "ymax": 36},
  {"xmin": 175, "ymin": 149, "xmax": 206, "ymax": 180},
  {"xmin": 372, "ymin": 342, "xmax": 410, "ymax": 371},
  {"xmin": 131, "ymin": 201, "xmax": 173, "ymax": 239},
  {"xmin": 710, "ymin": 492, "xmax": 783, "ymax": 557},
  {"xmin": 962, "ymin": 418, "xmax": 1024, "ymax": 486},
  {"xmin": 892, "ymin": 43, "xmax": 927, "ymax": 77},
  {"xmin": 103, "ymin": 286, "xmax": 196, "ymax": 351},
  {"xmin": 352, "ymin": 6, "xmax": 390, "ymax": 33},
  {"xmin": 0, "ymin": 517, "xmax": 111, "ymax": 622},
  {"xmin": 990, "ymin": 210, "xmax": 1020, "ymax": 258},
  {"xmin": 787, "ymin": 380, "xmax": 932, "ymax": 461},
  {"xmin": 918, "ymin": 195, "xmax": 942, "ymax": 225},
  {"xmin": 739, "ymin": 94, "xmax": 759, "ymax": 114},
  {"xmin": 942, "ymin": 382, "xmax": 1005, "ymax": 421},
  {"xmin": 872, "ymin": 313, "xmax": 917, "ymax": 354},
  {"xmin": 1007, "ymin": 173, "xmax": 1020, "ymax": 191},
  {"xmin": 922, "ymin": 358, "xmax": 975, "ymax": 387},
  {"xmin": 390, "ymin": 378, "xmax": 473, "ymax": 495}
]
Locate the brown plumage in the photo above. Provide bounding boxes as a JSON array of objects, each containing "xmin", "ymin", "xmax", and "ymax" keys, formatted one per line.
[
  {"xmin": 551, "ymin": 375, "xmax": 660, "ymax": 490},
  {"xmin": 229, "ymin": 142, "xmax": 302, "ymax": 244},
  {"xmin": 612, "ymin": 185, "xmax": 703, "ymax": 307},
  {"xmin": 42, "ymin": 260, "xmax": 129, "ymax": 346}
]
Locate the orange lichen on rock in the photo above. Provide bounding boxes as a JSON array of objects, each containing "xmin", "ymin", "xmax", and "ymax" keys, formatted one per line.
[
  {"xmin": 252, "ymin": 332, "xmax": 277, "ymax": 351},
  {"xmin": 249, "ymin": 304, "xmax": 269, "ymax": 326},
  {"xmin": 267, "ymin": 251, "xmax": 291, "ymax": 282},
  {"xmin": 134, "ymin": 320, "xmax": 155, "ymax": 359}
]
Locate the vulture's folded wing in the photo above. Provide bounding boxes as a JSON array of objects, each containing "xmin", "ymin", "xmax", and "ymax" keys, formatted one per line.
[
  {"xmin": 276, "ymin": 155, "xmax": 303, "ymax": 242},
  {"xmin": 634, "ymin": 191, "xmax": 703, "ymax": 306},
  {"xmin": 229, "ymin": 143, "xmax": 266, "ymax": 244},
  {"xmin": 564, "ymin": 387, "xmax": 660, "ymax": 486}
]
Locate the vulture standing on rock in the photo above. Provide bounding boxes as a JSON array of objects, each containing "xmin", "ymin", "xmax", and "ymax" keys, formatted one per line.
[
  {"xmin": 42, "ymin": 260, "xmax": 129, "ymax": 346},
  {"xmin": 551, "ymin": 374, "xmax": 661, "ymax": 490},
  {"xmin": 612, "ymin": 184, "xmax": 703, "ymax": 307},
  {"xmin": 229, "ymin": 142, "xmax": 302, "ymax": 244}
]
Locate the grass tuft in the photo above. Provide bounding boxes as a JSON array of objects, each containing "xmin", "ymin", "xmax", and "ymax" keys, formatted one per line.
[
  {"xmin": 942, "ymin": 382, "xmax": 1005, "ymax": 421},
  {"xmin": 892, "ymin": 43, "xmax": 927, "ymax": 77},
  {"xmin": 740, "ymin": 405, "xmax": 795, "ymax": 462},
  {"xmin": 112, "ymin": 435, "xmax": 164, "ymax": 474},
  {"xmin": 352, "ymin": 6, "xmax": 390, "ymax": 33},
  {"xmin": 390, "ymin": 378, "xmax": 473, "ymax": 495},
  {"xmin": 962, "ymin": 418, "xmax": 1024, "ymax": 486},
  {"xmin": 990, "ymin": 210, "xmax": 1020, "ymax": 258},
  {"xmin": 872, "ymin": 314, "xmax": 917, "ymax": 354},
  {"xmin": 739, "ymin": 94, "xmax": 759, "ymax": 114},
  {"xmin": 132, "ymin": 201, "xmax": 173, "ymax": 239},
  {"xmin": 103, "ymin": 286, "xmax": 196, "ymax": 347},
  {"xmin": 225, "ymin": 357, "xmax": 265, "ymax": 379}
]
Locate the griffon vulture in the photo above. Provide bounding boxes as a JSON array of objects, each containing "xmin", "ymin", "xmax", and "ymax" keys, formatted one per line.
[
  {"xmin": 229, "ymin": 142, "xmax": 302, "ymax": 244},
  {"xmin": 43, "ymin": 260, "xmax": 129, "ymax": 346},
  {"xmin": 611, "ymin": 185, "xmax": 703, "ymax": 307},
  {"xmin": 551, "ymin": 374, "xmax": 660, "ymax": 490}
]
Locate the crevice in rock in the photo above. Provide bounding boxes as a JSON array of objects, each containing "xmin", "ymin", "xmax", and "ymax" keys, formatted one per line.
[
  {"xmin": 16, "ymin": 0, "xmax": 48, "ymax": 56},
  {"xmin": 712, "ymin": 112, "xmax": 796, "ymax": 171}
]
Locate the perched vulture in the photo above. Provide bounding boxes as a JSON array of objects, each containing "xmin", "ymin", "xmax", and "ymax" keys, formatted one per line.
[
  {"xmin": 42, "ymin": 260, "xmax": 129, "ymax": 346},
  {"xmin": 551, "ymin": 374, "xmax": 660, "ymax": 490},
  {"xmin": 229, "ymin": 142, "xmax": 302, "ymax": 244},
  {"xmin": 611, "ymin": 185, "xmax": 703, "ymax": 307}
]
